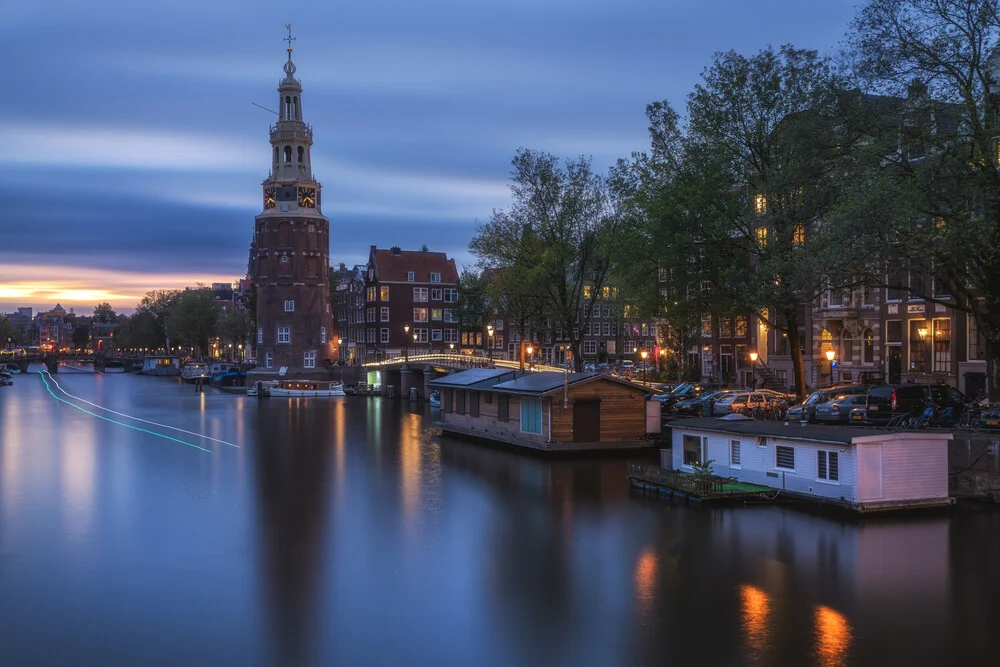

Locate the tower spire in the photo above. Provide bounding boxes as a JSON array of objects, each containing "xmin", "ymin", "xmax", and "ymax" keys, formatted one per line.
[{"xmin": 283, "ymin": 24, "xmax": 297, "ymax": 79}]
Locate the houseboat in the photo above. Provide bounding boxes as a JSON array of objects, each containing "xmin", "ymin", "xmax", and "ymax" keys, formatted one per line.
[
  {"xmin": 209, "ymin": 362, "xmax": 245, "ymax": 387},
  {"xmin": 429, "ymin": 369, "xmax": 657, "ymax": 452},
  {"xmin": 180, "ymin": 361, "xmax": 210, "ymax": 383},
  {"xmin": 665, "ymin": 417, "xmax": 954, "ymax": 512},
  {"xmin": 267, "ymin": 379, "xmax": 345, "ymax": 397},
  {"xmin": 138, "ymin": 355, "xmax": 181, "ymax": 376}
]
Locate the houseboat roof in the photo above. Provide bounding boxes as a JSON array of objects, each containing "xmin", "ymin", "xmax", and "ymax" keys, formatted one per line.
[
  {"xmin": 428, "ymin": 367, "xmax": 517, "ymax": 389},
  {"xmin": 492, "ymin": 371, "xmax": 650, "ymax": 397},
  {"xmin": 670, "ymin": 417, "xmax": 895, "ymax": 446}
]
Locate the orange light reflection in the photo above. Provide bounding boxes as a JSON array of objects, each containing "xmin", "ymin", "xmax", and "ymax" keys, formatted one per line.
[
  {"xmin": 815, "ymin": 605, "xmax": 853, "ymax": 667},
  {"xmin": 740, "ymin": 584, "xmax": 771, "ymax": 660}
]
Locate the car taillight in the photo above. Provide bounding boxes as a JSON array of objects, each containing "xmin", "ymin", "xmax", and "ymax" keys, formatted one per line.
[
  {"xmin": 891, "ymin": 389, "xmax": 897, "ymax": 411},
  {"xmin": 832, "ymin": 406, "xmax": 840, "ymax": 412}
]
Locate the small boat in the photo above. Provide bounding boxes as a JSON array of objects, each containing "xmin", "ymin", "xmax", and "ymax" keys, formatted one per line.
[
  {"xmin": 247, "ymin": 380, "xmax": 278, "ymax": 397},
  {"xmin": 209, "ymin": 362, "xmax": 245, "ymax": 387},
  {"xmin": 5, "ymin": 363, "xmax": 21, "ymax": 374},
  {"xmin": 0, "ymin": 371, "xmax": 12, "ymax": 387},
  {"xmin": 429, "ymin": 389, "xmax": 441, "ymax": 408},
  {"xmin": 139, "ymin": 356, "xmax": 181, "ymax": 376},
  {"xmin": 181, "ymin": 362, "xmax": 210, "ymax": 383},
  {"xmin": 268, "ymin": 379, "xmax": 346, "ymax": 397}
]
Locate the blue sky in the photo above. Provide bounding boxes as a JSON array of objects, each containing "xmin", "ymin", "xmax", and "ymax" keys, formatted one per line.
[{"xmin": 0, "ymin": 0, "xmax": 857, "ymax": 313}]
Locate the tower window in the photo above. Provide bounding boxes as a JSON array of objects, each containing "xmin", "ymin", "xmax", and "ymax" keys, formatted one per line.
[
  {"xmin": 297, "ymin": 146, "xmax": 304, "ymax": 163},
  {"xmin": 283, "ymin": 146, "xmax": 292, "ymax": 163},
  {"xmin": 293, "ymin": 97, "xmax": 299, "ymax": 120},
  {"xmin": 284, "ymin": 95, "xmax": 292, "ymax": 119},
  {"xmin": 273, "ymin": 146, "xmax": 279, "ymax": 164}
]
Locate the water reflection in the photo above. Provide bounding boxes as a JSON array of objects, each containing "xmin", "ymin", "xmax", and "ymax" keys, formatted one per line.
[
  {"xmin": 252, "ymin": 401, "xmax": 333, "ymax": 667},
  {"xmin": 815, "ymin": 604, "xmax": 852, "ymax": 667},
  {"xmin": 740, "ymin": 584, "xmax": 772, "ymax": 661}
]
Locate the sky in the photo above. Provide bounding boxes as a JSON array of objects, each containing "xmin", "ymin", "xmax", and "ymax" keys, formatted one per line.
[{"xmin": 0, "ymin": 0, "xmax": 858, "ymax": 315}]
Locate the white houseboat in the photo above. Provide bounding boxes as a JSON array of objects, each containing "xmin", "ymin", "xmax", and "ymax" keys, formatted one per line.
[
  {"xmin": 267, "ymin": 379, "xmax": 345, "ymax": 397},
  {"xmin": 139, "ymin": 356, "xmax": 181, "ymax": 376},
  {"xmin": 667, "ymin": 417, "xmax": 953, "ymax": 512},
  {"xmin": 181, "ymin": 362, "xmax": 210, "ymax": 383}
]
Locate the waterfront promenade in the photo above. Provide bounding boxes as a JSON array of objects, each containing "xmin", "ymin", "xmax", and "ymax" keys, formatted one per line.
[{"xmin": 1, "ymin": 367, "xmax": 998, "ymax": 666}]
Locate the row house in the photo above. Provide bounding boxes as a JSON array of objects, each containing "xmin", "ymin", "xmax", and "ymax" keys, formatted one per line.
[
  {"xmin": 353, "ymin": 246, "xmax": 460, "ymax": 362},
  {"xmin": 331, "ymin": 263, "xmax": 366, "ymax": 363}
]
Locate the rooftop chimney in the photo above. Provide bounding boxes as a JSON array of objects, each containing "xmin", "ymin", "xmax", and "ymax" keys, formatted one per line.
[{"xmin": 391, "ymin": 246, "xmax": 402, "ymax": 256}]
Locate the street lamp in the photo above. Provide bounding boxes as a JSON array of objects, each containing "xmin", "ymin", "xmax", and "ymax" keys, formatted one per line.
[
  {"xmin": 403, "ymin": 324, "xmax": 410, "ymax": 362},
  {"xmin": 825, "ymin": 348, "xmax": 836, "ymax": 384},
  {"xmin": 640, "ymin": 349, "xmax": 649, "ymax": 386},
  {"xmin": 749, "ymin": 351, "xmax": 758, "ymax": 388},
  {"xmin": 486, "ymin": 323, "xmax": 494, "ymax": 363},
  {"xmin": 449, "ymin": 342, "xmax": 455, "ymax": 356},
  {"xmin": 413, "ymin": 332, "xmax": 419, "ymax": 358},
  {"xmin": 527, "ymin": 345, "xmax": 534, "ymax": 372}
]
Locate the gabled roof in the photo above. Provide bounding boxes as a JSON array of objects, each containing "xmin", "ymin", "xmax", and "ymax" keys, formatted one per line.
[
  {"xmin": 428, "ymin": 367, "xmax": 517, "ymax": 390},
  {"xmin": 369, "ymin": 246, "xmax": 459, "ymax": 284},
  {"xmin": 492, "ymin": 371, "xmax": 650, "ymax": 397}
]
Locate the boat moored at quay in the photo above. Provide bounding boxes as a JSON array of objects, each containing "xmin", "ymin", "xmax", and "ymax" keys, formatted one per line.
[{"xmin": 249, "ymin": 379, "xmax": 345, "ymax": 397}]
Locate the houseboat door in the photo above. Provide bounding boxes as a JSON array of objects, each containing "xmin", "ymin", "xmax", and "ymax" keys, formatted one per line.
[{"xmin": 572, "ymin": 398, "xmax": 601, "ymax": 442}]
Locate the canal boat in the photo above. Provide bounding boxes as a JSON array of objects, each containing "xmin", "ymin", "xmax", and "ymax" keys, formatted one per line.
[
  {"xmin": 0, "ymin": 370, "xmax": 12, "ymax": 386},
  {"xmin": 180, "ymin": 362, "xmax": 210, "ymax": 383},
  {"xmin": 429, "ymin": 389, "xmax": 441, "ymax": 408},
  {"xmin": 209, "ymin": 362, "xmax": 245, "ymax": 387},
  {"xmin": 268, "ymin": 379, "xmax": 346, "ymax": 397},
  {"xmin": 138, "ymin": 356, "xmax": 181, "ymax": 376}
]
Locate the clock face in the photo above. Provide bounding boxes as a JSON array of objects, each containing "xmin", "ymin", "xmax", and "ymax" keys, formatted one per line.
[
  {"xmin": 298, "ymin": 187, "xmax": 317, "ymax": 208},
  {"xmin": 263, "ymin": 187, "xmax": 276, "ymax": 209}
]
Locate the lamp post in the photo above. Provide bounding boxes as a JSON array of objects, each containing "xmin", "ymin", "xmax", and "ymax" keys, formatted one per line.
[
  {"xmin": 413, "ymin": 332, "xmax": 419, "ymax": 359},
  {"xmin": 337, "ymin": 338, "xmax": 343, "ymax": 364},
  {"xmin": 449, "ymin": 342, "xmax": 454, "ymax": 357},
  {"xmin": 403, "ymin": 324, "xmax": 410, "ymax": 362},
  {"xmin": 527, "ymin": 345, "xmax": 534, "ymax": 372},
  {"xmin": 749, "ymin": 351, "xmax": 758, "ymax": 389},
  {"xmin": 486, "ymin": 323, "xmax": 494, "ymax": 363},
  {"xmin": 640, "ymin": 349, "xmax": 649, "ymax": 386},
  {"xmin": 825, "ymin": 348, "xmax": 836, "ymax": 384}
]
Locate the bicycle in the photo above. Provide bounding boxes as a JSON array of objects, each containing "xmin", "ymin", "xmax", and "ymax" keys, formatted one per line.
[{"xmin": 883, "ymin": 412, "xmax": 913, "ymax": 432}]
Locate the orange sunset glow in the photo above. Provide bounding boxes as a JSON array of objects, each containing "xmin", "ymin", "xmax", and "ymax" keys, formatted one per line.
[{"xmin": 0, "ymin": 263, "xmax": 238, "ymax": 314}]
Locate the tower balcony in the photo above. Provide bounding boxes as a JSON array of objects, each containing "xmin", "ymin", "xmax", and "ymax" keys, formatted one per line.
[{"xmin": 269, "ymin": 125, "xmax": 313, "ymax": 142}]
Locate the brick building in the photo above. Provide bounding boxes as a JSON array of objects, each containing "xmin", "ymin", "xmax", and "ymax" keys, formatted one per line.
[
  {"xmin": 360, "ymin": 246, "xmax": 459, "ymax": 362},
  {"xmin": 248, "ymin": 39, "xmax": 333, "ymax": 378}
]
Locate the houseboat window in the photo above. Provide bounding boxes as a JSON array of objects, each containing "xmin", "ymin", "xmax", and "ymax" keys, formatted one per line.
[
  {"xmin": 470, "ymin": 392, "xmax": 480, "ymax": 417},
  {"xmin": 775, "ymin": 445, "xmax": 795, "ymax": 471},
  {"xmin": 818, "ymin": 451, "xmax": 839, "ymax": 481},
  {"xmin": 455, "ymin": 390, "xmax": 466, "ymax": 415},
  {"xmin": 730, "ymin": 440, "xmax": 741, "ymax": 467},
  {"xmin": 683, "ymin": 435, "xmax": 703, "ymax": 466},
  {"xmin": 520, "ymin": 398, "xmax": 543, "ymax": 434},
  {"xmin": 497, "ymin": 394, "xmax": 509, "ymax": 422}
]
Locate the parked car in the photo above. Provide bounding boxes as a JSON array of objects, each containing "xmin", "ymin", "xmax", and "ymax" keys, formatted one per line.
[
  {"xmin": 713, "ymin": 391, "xmax": 773, "ymax": 415},
  {"xmin": 786, "ymin": 385, "xmax": 869, "ymax": 422},
  {"xmin": 863, "ymin": 384, "xmax": 934, "ymax": 425},
  {"xmin": 656, "ymin": 383, "xmax": 720, "ymax": 412},
  {"xmin": 674, "ymin": 389, "xmax": 738, "ymax": 417},
  {"xmin": 814, "ymin": 394, "xmax": 869, "ymax": 424}
]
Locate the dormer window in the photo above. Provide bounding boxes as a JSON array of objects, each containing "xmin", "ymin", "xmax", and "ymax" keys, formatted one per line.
[
  {"xmin": 430, "ymin": 272, "xmax": 441, "ymax": 283},
  {"xmin": 407, "ymin": 271, "xmax": 415, "ymax": 282}
]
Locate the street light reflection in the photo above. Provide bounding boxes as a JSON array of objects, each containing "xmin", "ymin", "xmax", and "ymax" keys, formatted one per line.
[
  {"xmin": 814, "ymin": 605, "xmax": 852, "ymax": 667},
  {"xmin": 740, "ymin": 584, "xmax": 771, "ymax": 659}
]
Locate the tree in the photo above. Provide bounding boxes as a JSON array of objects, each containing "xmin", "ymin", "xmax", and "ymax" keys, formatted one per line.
[
  {"xmin": 0, "ymin": 314, "xmax": 14, "ymax": 348},
  {"xmin": 455, "ymin": 267, "xmax": 491, "ymax": 355},
  {"xmin": 114, "ymin": 312, "xmax": 163, "ymax": 352},
  {"xmin": 72, "ymin": 325, "xmax": 90, "ymax": 349},
  {"xmin": 135, "ymin": 289, "xmax": 181, "ymax": 350},
  {"xmin": 219, "ymin": 308, "xmax": 253, "ymax": 354},
  {"xmin": 166, "ymin": 288, "xmax": 221, "ymax": 356},
  {"xmin": 474, "ymin": 148, "xmax": 620, "ymax": 372},
  {"xmin": 849, "ymin": 0, "xmax": 1000, "ymax": 398},
  {"xmin": 92, "ymin": 302, "xmax": 117, "ymax": 323},
  {"xmin": 470, "ymin": 210, "xmax": 547, "ymax": 370},
  {"xmin": 643, "ymin": 46, "xmax": 858, "ymax": 396}
]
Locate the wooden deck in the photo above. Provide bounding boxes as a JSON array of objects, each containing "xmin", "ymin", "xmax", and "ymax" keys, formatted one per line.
[{"xmin": 626, "ymin": 461, "xmax": 774, "ymax": 504}]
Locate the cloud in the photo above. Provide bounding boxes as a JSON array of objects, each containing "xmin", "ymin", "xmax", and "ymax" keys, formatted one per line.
[{"xmin": 0, "ymin": 125, "xmax": 258, "ymax": 172}]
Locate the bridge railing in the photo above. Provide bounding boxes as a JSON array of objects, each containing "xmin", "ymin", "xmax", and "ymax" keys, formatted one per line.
[{"xmin": 360, "ymin": 353, "xmax": 565, "ymax": 374}]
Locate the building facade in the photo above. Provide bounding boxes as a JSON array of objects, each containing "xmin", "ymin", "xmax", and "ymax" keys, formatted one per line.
[
  {"xmin": 361, "ymin": 246, "xmax": 459, "ymax": 361},
  {"xmin": 250, "ymin": 37, "xmax": 333, "ymax": 377}
]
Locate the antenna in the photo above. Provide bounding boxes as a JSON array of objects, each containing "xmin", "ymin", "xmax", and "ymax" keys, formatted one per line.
[{"xmin": 252, "ymin": 102, "xmax": 279, "ymax": 115}]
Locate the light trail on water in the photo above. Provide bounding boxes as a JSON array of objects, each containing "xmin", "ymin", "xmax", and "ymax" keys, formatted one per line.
[
  {"xmin": 41, "ymin": 370, "xmax": 241, "ymax": 449},
  {"xmin": 37, "ymin": 371, "xmax": 212, "ymax": 453}
]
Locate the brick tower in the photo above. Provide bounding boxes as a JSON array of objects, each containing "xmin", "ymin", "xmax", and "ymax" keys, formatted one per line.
[{"xmin": 249, "ymin": 27, "xmax": 333, "ymax": 379}]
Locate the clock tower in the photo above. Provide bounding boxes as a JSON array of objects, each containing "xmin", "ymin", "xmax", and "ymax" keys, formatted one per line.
[{"xmin": 250, "ymin": 27, "xmax": 333, "ymax": 379}]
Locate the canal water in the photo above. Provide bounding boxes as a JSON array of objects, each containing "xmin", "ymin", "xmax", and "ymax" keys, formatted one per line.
[{"xmin": 1, "ymin": 368, "xmax": 998, "ymax": 666}]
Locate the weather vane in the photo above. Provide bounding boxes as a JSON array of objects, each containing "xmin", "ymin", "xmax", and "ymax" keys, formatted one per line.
[{"xmin": 284, "ymin": 24, "xmax": 296, "ymax": 52}]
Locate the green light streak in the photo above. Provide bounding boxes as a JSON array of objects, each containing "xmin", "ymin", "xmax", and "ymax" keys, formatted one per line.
[{"xmin": 37, "ymin": 371, "xmax": 211, "ymax": 453}]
